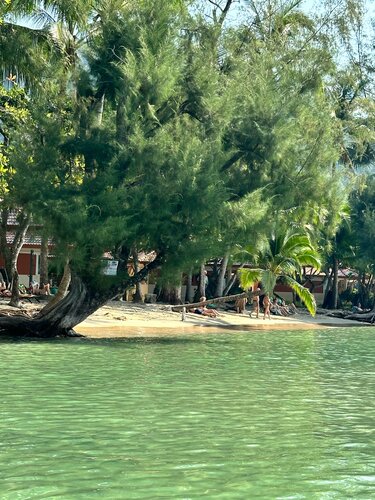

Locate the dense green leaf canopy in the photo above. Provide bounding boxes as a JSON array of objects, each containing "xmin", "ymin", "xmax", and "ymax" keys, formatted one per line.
[{"xmin": 1, "ymin": 0, "xmax": 372, "ymax": 304}]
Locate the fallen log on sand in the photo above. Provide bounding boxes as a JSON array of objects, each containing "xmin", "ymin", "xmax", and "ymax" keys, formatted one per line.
[
  {"xmin": 343, "ymin": 311, "xmax": 375, "ymax": 323},
  {"xmin": 171, "ymin": 290, "xmax": 260, "ymax": 312}
]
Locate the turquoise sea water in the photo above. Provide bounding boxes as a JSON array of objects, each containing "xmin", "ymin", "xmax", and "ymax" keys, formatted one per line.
[{"xmin": 0, "ymin": 328, "xmax": 374, "ymax": 499}]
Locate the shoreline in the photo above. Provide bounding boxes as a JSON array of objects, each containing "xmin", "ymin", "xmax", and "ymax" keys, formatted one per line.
[{"xmin": 74, "ymin": 301, "xmax": 373, "ymax": 338}]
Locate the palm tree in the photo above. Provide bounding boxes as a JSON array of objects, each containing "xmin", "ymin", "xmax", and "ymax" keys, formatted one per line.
[{"xmin": 238, "ymin": 230, "xmax": 321, "ymax": 316}]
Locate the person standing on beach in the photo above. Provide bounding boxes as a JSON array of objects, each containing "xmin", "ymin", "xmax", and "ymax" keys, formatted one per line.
[
  {"xmin": 263, "ymin": 294, "xmax": 271, "ymax": 320},
  {"xmin": 250, "ymin": 288, "xmax": 260, "ymax": 318}
]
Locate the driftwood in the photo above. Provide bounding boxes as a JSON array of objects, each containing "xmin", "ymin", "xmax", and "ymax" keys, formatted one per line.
[
  {"xmin": 344, "ymin": 311, "xmax": 375, "ymax": 323},
  {"xmin": 171, "ymin": 290, "xmax": 259, "ymax": 312},
  {"xmin": 326, "ymin": 307, "xmax": 375, "ymax": 324}
]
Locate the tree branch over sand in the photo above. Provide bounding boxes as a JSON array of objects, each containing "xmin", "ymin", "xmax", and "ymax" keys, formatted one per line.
[{"xmin": 171, "ymin": 290, "xmax": 260, "ymax": 312}]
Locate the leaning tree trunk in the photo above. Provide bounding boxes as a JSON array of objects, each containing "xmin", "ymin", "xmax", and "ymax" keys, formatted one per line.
[
  {"xmin": 38, "ymin": 261, "xmax": 71, "ymax": 316},
  {"xmin": 0, "ymin": 254, "xmax": 163, "ymax": 338},
  {"xmin": 0, "ymin": 276, "xmax": 102, "ymax": 337},
  {"xmin": 223, "ymin": 263, "xmax": 244, "ymax": 296},
  {"xmin": 8, "ymin": 216, "xmax": 30, "ymax": 308},
  {"xmin": 0, "ymin": 275, "xmax": 131, "ymax": 337},
  {"xmin": 172, "ymin": 289, "xmax": 260, "ymax": 312}
]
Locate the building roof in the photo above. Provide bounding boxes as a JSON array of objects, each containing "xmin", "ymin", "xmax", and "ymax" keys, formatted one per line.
[
  {"xmin": 2, "ymin": 209, "xmax": 41, "ymax": 228},
  {"xmin": 6, "ymin": 232, "xmax": 42, "ymax": 245}
]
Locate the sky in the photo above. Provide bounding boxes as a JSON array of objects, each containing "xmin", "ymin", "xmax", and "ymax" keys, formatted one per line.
[{"xmin": 11, "ymin": 0, "xmax": 375, "ymax": 39}]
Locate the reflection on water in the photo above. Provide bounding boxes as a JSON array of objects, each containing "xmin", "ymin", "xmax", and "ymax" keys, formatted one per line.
[{"xmin": 0, "ymin": 328, "xmax": 375, "ymax": 498}]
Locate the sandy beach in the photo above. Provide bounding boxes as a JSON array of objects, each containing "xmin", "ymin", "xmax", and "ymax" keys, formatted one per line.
[
  {"xmin": 73, "ymin": 301, "xmax": 372, "ymax": 338},
  {"xmin": 0, "ymin": 299, "xmax": 370, "ymax": 338}
]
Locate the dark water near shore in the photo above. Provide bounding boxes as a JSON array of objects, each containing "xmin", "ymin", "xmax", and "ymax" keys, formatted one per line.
[{"xmin": 0, "ymin": 328, "xmax": 374, "ymax": 499}]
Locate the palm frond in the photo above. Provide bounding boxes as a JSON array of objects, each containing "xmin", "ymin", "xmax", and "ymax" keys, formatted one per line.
[
  {"xmin": 281, "ymin": 233, "xmax": 311, "ymax": 254},
  {"xmin": 238, "ymin": 268, "xmax": 263, "ymax": 289},
  {"xmin": 261, "ymin": 270, "xmax": 277, "ymax": 295},
  {"xmin": 277, "ymin": 257, "xmax": 300, "ymax": 276},
  {"xmin": 296, "ymin": 252, "xmax": 321, "ymax": 270},
  {"xmin": 283, "ymin": 276, "xmax": 316, "ymax": 316},
  {"xmin": 30, "ymin": 9, "xmax": 56, "ymax": 28},
  {"xmin": 0, "ymin": 22, "xmax": 52, "ymax": 86}
]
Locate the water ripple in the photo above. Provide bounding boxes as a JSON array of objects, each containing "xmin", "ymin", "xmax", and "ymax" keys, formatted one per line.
[{"xmin": 0, "ymin": 328, "xmax": 374, "ymax": 498}]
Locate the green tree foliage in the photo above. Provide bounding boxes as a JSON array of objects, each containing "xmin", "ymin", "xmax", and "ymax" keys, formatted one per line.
[{"xmin": 0, "ymin": 0, "xmax": 368, "ymax": 335}]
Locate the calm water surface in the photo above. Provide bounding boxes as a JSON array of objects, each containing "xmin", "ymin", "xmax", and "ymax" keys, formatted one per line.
[{"xmin": 0, "ymin": 328, "xmax": 374, "ymax": 499}]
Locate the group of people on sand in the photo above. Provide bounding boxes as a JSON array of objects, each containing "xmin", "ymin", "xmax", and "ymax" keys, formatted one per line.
[
  {"xmin": 270, "ymin": 297, "xmax": 297, "ymax": 316},
  {"xmin": 29, "ymin": 280, "xmax": 51, "ymax": 296},
  {"xmin": 190, "ymin": 292, "xmax": 295, "ymax": 321},
  {"xmin": 235, "ymin": 288, "xmax": 271, "ymax": 320},
  {"xmin": 0, "ymin": 279, "xmax": 52, "ymax": 298},
  {"xmin": 237, "ymin": 290, "xmax": 296, "ymax": 320},
  {"xmin": 248, "ymin": 291, "xmax": 271, "ymax": 320}
]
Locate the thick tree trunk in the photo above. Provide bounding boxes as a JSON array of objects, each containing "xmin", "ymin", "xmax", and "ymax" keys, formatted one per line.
[
  {"xmin": 199, "ymin": 264, "xmax": 206, "ymax": 297},
  {"xmin": 0, "ymin": 254, "xmax": 163, "ymax": 338},
  {"xmin": 159, "ymin": 279, "xmax": 183, "ymax": 305},
  {"xmin": 214, "ymin": 254, "xmax": 229, "ymax": 297},
  {"xmin": 322, "ymin": 268, "xmax": 333, "ymax": 308},
  {"xmin": 38, "ymin": 261, "xmax": 71, "ymax": 316},
  {"xmin": 172, "ymin": 284, "xmax": 182, "ymax": 305},
  {"xmin": 186, "ymin": 268, "xmax": 193, "ymax": 303},
  {"xmin": 0, "ymin": 276, "xmax": 102, "ymax": 337},
  {"xmin": 9, "ymin": 268, "xmax": 20, "ymax": 308}
]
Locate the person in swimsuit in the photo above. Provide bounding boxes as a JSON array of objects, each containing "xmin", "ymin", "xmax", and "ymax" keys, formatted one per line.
[
  {"xmin": 193, "ymin": 296, "xmax": 219, "ymax": 318},
  {"xmin": 250, "ymin": 288, "xmax": 260, "ymax": 318}
]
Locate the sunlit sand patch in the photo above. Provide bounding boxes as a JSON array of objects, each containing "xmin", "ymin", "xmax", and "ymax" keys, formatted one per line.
[{"xmin": 75, "ymin": 302, "xmax": 370, "ymax": 339}]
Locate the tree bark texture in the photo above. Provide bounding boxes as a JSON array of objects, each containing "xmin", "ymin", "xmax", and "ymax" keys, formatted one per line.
[
  {"xmin": 186, "ymin": 268, "xmax": 193, "ymax": 303},
  {"xmin": 39, "ymin": 234, "xmax": 49, "ymax": 286},
  {"xmin": 223, "ymin": 263, "xmax": 244, "ymax": 296},
  {"xmin": 159, "ymin": 278, "xmax": 183, "ymax": 305},
  {"xmin": 37, "ymin": 261, "xmax": 71, "ymax": 316},
  {"xmin": 214, "ymin": 254, "xmax": 229, "ymax": 297},
  {"xmin": 0, "ymin": 254, "xmax": 163, "ymax": 338},
  {"xmin": 199, "ymin": 264, "xmax": 206, "ymax": 297},
  {"xmin": 8, "ymin": 213, "xmax": 30, "ymax": 307}
]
